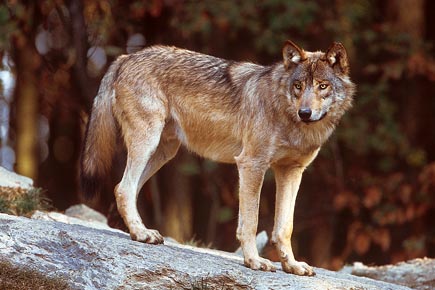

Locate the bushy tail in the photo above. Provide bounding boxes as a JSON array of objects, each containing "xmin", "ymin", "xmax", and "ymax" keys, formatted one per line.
[{"xmin": 80, "ymin": 63, "xmax": 119, "ymax": 200}]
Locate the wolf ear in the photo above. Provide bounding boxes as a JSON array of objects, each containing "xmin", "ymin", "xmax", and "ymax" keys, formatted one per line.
[
  {"xmin": 326, "ymin": 42, "xmax": 349, "ymax": 75},
  {"xmin": 283, "ymin": 40, "xmax": 305, "ymax": 69}
]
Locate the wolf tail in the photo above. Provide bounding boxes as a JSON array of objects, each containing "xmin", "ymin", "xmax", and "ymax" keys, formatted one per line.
[{"xmin": 80, "ymin": 61, "xmax": 120, "ymax": 200}]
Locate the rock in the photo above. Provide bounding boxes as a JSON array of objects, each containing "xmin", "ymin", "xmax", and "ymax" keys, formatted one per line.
[
  {"xmin": 0, "ymin": 166, "xmax": 33, "ymax": 189},
  {"xmin": 31, "ymin": 210, "xmax": 122, "ymax": 234},
  {"xmin": 64, "ymin": 204, "xmax": 108, "ymax": 224},
  {"xmin": 0, "ymin": 214, "xmax": 411, "ymax": 290},
  {"xmin": 235, "ymin": 230, "xmax": 268, "ymax": 256},
  {"xmin": 348, "ymin": 259, "xmax": 435, "ymax": 290}
]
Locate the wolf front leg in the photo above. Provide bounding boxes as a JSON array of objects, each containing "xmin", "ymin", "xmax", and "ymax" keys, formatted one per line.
[
  {"xmin": 271, "ymin": 164, "xmax": 315, "ymax": 276},
  {"xmin": 235, "ymin": 155, "xmax": 276, "ymax": 272}
]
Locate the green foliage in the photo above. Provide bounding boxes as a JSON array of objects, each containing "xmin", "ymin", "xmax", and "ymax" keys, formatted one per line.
[
  {"xmin": 257, "ymin": 0, "xmax": 318, "ymax": 52},
  {"xmin": 0, "ymin": 187, "xmax": 52, "ymax": 216},
  {"xmin": 0, "ymin": 4, "xmax": 17, "ymax": 50},
  {"xmin": 0, "ymin": 196, "xmax": 11, "ymax": 214},
  {"xmin": 15, "ymin": 188, "xmax": 49, "ymax": 215},
  {"xmin": 338, "ymin": 80, "xmax": 410, "ymax": 172},
  {"xmin": 171, "ymin": 0, "xmax": 319, "ymax": 54},
  {"xmin": 217, "ymin": 206, "xmax": 233, "ymax": 223},
  {"xmin": 179, "ymin": 162, "xmax": 201, "ymax": 176}
]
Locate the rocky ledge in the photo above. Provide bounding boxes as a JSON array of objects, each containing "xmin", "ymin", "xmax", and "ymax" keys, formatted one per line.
[{"xmin": 0, "ymin": 213, "xmax": 415, "ymax": 290}]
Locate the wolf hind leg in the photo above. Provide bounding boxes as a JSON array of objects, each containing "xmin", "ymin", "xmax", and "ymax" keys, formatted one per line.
[
  {"xmin": 136, "ymin": 122, "xmax": 181, "ymax": 191},
  {"xmin": 115, "ymin": 111, "xmax": 174, "ymax": 244}
]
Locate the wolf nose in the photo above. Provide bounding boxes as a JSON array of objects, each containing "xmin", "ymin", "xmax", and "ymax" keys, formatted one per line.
[{"xmin": 298, "ymin": 108, "xmax": 312, "ymax": 121}]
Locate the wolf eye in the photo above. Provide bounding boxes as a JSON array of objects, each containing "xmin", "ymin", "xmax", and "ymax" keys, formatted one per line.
[
  {"xmin": 319, "ymin": 84, "xmax": 328, "ymax": 90},
  {"xmin": 294, "ymin": 83, "xmax": 302, "ymax": 90}
]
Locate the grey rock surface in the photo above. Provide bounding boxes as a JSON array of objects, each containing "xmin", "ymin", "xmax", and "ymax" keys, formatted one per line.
[
  {"xmin": 0, "ymin": 214, "xmax": 411, "ymax": 290},
  {"xmin": 64, "ymin": 204, "xmax": 108, "ymax": 224},
  {"xmin": 31, "ymin": 210, "xmax": 122, "ymax": 234},
  {"xmin": 348, "ymin": 259, "xmax": 435, "ymax": 290},
  {"xmin": 0, "ymin": 166, "xmax": 33, "ymax": 189},
  {"xmin": 235, "ymin": 230, "xmax": 268, "ymax": 257}
]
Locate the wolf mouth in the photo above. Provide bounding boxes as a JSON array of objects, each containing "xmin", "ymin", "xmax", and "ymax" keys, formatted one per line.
[{"xmin": 302, "ymin": 112, "xmax": 327, "ymax": 124}]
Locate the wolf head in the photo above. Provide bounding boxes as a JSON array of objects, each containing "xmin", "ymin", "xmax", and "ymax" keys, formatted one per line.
[{"xmin": 282, "ymin": 40, "xmax": 355, "ymax": 125}]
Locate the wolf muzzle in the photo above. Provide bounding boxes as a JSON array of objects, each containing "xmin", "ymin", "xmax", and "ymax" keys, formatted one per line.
[{"xmin": 298, "ymin": 108, "xmax": 327, "ymax": 123}]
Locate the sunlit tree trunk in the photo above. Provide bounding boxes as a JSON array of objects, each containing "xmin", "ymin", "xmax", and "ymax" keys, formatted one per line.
[{"xmin": 12, "ymin": 31, "xmax": 40, "ymax": 180}]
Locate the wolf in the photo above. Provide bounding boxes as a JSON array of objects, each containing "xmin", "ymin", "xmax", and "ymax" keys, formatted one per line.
[{"xmin": 80, "ymin": 40, "xmax": 355, "ymax": 276}]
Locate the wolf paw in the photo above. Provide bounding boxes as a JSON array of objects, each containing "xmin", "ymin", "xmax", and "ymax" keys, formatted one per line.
[
  {"xmin": 245, "ymin": 257, "xmax": 277, "ymax": 272},
  {"xmin": 282, "ymin": 260, "xmax": 315, "ymax": 276},
  {"xmin": 131, "ymin": 229, "xmax": 164, "ymax": 244}
]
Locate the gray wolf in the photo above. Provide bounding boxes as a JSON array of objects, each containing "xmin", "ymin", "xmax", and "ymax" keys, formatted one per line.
[{"xmin": 80, "ymin": 40, "xmax": 355, "ymax": 275}]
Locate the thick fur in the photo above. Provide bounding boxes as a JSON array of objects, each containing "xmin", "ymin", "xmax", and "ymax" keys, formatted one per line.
[
  {"xmin": 81, "ymin": 41, "xmax": 356, "ymax": 275},
  {"xmin": 80, "ymin": 57, "xmax": 124, "ymax": 200}
]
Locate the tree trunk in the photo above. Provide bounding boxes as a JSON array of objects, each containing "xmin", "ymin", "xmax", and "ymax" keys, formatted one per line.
[
  {"xmin": 12, "ymin": 36, "xmax": 40, "ymax": 180},
  {"xmin": 387, "ymin": 0, "xmax": 426, "ymax": 143}
]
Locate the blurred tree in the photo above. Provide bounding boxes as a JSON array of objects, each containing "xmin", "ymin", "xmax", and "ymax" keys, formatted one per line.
[
  {"xmin": 387, "ymin": 0, "xmax": 430, "ymax": 152},
  {"xmin": 66, "ymin": 0, "xmax": 94, "ymax": 107},
  {"xmin": 8, "ymin": 3, "xmax": 40, "ymax": 181},
  {"xmin": 13, "ymin": 36, "xmax": 40, "ymax": 180},
  {"xmin": 158, "ymin": 152, "xmax": 193, "ymax": 241}
]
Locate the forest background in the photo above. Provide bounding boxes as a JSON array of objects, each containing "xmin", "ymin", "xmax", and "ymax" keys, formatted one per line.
[{"xmin": 0, "ymin": 0, "xmax": 434, "ymax": 270}]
